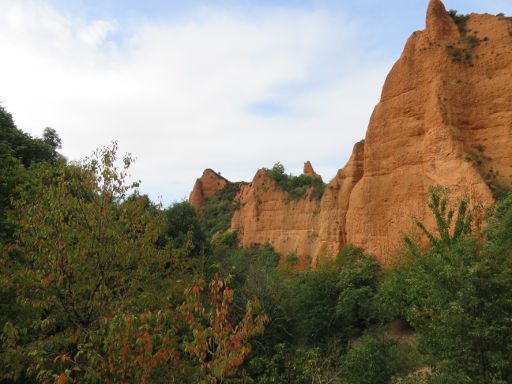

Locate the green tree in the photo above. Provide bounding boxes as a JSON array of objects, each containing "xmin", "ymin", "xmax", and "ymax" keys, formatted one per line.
[
  {"xmin": 383, "ymin": 189, "xmax": 512, "ymax": 383},
  {"xmin": 164, "ymin": 201, "xmax": 207, "ymax": 256},
  {"xmin": 405, "ymin": 187, "xmax": 474, "ymax": 252},
  {"xmin": 248, "ymin": 344, "xmax": 325, "ymax": 384},
  {"xmin": 285, "ymin": 269, "xmax": 341, "ymax": 346},
  {"xmin": 179, "ymin": 274, "xmax": 267, "ymax": 383},
  {"xmin": 0, "ymin": 106, "xmax": 57, "ymax": 166},
  {"xmin": 42, "ymin": 127, "xmax": 62, "ymax": 151},
  {"xmin": 1, "ymin": 143, "xmax": 175, "ymax": 383},
  {"xmin": 0, "ymin": 107, "xmax": 61, "ymax": 240},
  {"xmin": 336, "ymin": 245, "xmax": 382, "ymax": 332},
  {"xmin": 0, "ymin": 154, "xmax": 26, "ymax": 240},
  {"xmin": 342, "ymin": 334, "xmax": 419, "ymax": 384}
]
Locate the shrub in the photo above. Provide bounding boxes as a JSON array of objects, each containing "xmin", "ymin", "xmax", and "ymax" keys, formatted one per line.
[
  {"xmin": 463, "ymin": 34, "xmax": 480, "ymax": 48},
  {"xmin": 285, "ymin": 269, "xmax": 342, "ymax": 346},
  {"xmin": 285, "ymin": 252, "xmax": 299, "ymax": 266},
  {"xmin": 382, "ymin": 189, "xmax": 512, "ymax": 383},
  {"xmin": 2, "ymin": 144, "xmax": 178, "ymax": 382},
  {"xmin": 336, "ymin": 246, "xmax": 382, "ymax": 331},
  {"xmin": 342, "ymin": 334, "xmax": 420, "ymax": 384},
  {"xmin": 266, "ymin": 163, "xmax": 325, "ymax": 201},
  {"xmin": 248, "ymin": 344, "xmax": 324, "ymax": 384},
  {"xmin": 179, "ymin": 274, "xmax": 268, "ymax": 383},
  {"xmin": 448, "ymin": 10, "xmax": 469, "ymax": 33},
  {"xmin": 164, "ymin": 200, "xmax": 208, "ymax": 256},
  {"xmin": 200, "ymin": 182, "xmax": 241, "ymax": 238}
]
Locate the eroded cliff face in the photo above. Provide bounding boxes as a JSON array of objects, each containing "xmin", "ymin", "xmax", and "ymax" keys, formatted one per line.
[
  {"xmin": 189, "ymin": 169, "xmax": 228, "ymax": 211},
  {"xmin": 304, "ymin": 161, "xmax": 322, "ymax": 180},
  {"xmin": 191, "ymin": 0, "xmax": 512, "ymax": 266}
]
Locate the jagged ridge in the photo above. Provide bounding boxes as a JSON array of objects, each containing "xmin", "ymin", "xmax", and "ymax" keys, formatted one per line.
[{"xmin": 190, "ymin": 0, "xmax": 512, "ymax": 266}]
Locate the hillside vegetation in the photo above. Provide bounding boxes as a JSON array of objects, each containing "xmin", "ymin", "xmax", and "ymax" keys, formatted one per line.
[
  {"xmin": 1, "ymin": 105, "xmax": 512, "ymax": 383},
  {"xmin": 266, "ymin": 162, "xmax": 325, "ymax": 200}
]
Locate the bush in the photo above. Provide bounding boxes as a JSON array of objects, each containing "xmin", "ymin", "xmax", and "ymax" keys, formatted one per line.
[
  {"xmin": 285, "ymin": 252, "xmax": 299, "ymax": 266},
  {"xmin": 336, "ymin": 245, "xmax": 382, "ymax": 331},
  {"xmin": 248, "ymin": 344, "xmax": 324, "ymax": 384},
  {"xmin": 199, "ymin": 182, "xmax": 241, "ymax": 238},
  {"xmin": 285, "ymin": 269, "xmax": 342, "ymax": 346},
  {"xmin": 463, "ymin": 34, "xmax": 480, "ymax": 48},
  {"xmin": 164, "ymin": 201, "xmax": 208, "ymax": 256},
  {"xmin": 382, "ymin": 189, "xmax": 512, "ymax": 383},
  {"xmin": 266, "ymin": 163, "xmax": 325, "ymax": 201},
  {"xmin": 342, "ymin": 334, "xmax": 420, "ymax": 384},
  {"xmin": 1, "ymin": 144, "xmax": 178, "ymax": 382},
  {"xmin": 448, "ymin": 10, "xmax": 469, "ymax": 33}
]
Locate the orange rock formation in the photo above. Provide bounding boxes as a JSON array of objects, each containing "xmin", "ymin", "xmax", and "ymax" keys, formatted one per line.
[
  {"xmin": 189, "ymin": 169, "xmax": 228, "ymax": 211},
  {"xmin": 191, "ymin": 0, "xmax": 512, "ymax": 266},
  {"xmin": 303, "ymin": 161, "xmax": 322, "ymax": 179}
]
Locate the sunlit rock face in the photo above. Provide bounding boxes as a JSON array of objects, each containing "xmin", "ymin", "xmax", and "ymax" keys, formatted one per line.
[
  {"xmin": 189, "ymin": 169, "xmax": 228, "ymax": 211},
  {"xmin": 193, "ymin": 0, "xmax": 512, "ymax": 266}
]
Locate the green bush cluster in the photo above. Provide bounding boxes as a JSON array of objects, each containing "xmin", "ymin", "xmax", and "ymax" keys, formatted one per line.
[
  {"xmin": 266, "ymin": 162, "xmax": 325, "ymax": 200},
  {"xmin": 448, "ymin": 9, "xmax": 469, "ymax": 33},
  {"xmin": 0, "ymin": 106, "xmax": 62, "ymax": 241},
  {"xmin": 199, "ymin": 181, "xmax": 241, "ymax": 237}
]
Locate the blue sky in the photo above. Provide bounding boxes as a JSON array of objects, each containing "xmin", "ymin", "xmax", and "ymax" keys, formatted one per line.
[
  {"xmin": 1, "ymin": 0, "xmax": 511, "ymax": 204},
  {"xmin": 44, "ymin": 0, "xmax": 512, "ymax": 51}
]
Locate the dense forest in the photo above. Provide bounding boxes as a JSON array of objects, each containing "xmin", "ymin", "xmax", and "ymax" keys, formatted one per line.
[{"xmin": 1, "ymin": 105, "xmax": 512, "ymax": 384}]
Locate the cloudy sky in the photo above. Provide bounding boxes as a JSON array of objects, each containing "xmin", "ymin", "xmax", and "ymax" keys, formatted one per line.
[{"xmin": 1, "ymin": 0, "xmax": 511, "ymax": 205}]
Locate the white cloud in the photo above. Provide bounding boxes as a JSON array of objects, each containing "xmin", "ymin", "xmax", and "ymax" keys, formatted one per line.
[
  {"xmin": 0, "ymin": 0, "xmax": 393, "ymax": 204},
  {"xmin": 78, "ymin": 20, "xmax": 117, "ymax": 47}
]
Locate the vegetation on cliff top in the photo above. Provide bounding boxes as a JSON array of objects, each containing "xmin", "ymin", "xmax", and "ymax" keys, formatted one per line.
[
  {"xmin": 266, "ymin": 162, "xmax": 325, "ymax": 201},
  {"xmin": 448, "ymin": 9, "xmax": 469, "ymax": 33}
]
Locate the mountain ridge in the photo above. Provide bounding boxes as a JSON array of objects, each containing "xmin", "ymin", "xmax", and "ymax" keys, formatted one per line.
[{"xmin": 190, "ymin": 0, "xmax": 512, "ymax": 266}]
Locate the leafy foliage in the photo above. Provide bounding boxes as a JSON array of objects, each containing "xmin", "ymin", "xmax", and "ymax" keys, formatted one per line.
[
  {"xmin": 42, "ymin": 127, "xmax": 62, "ymax": 152},
  {"xmin": 199, "ymin": 182, "xmax": 241, "ymax": 238},
  {"xmin": 248, "ymin": 344, "xmax": 328, "ymax": 384},
  {"xmin": 0, "ymin": 154, "xmax": 26, "ymax": 240},
  {"xmin": 4, "ymin": 106, "xmax": 512, "ymax": 384},
  {"xmin": 266, "ymin": 162, "xmax": 325, "ymax": 200},
  {"xmin": 1, "ymin": 144, "xmax": 177, "ymax": 382},
  {"xmin": 179, "ymin": 274, "xmax": 267, "ymax": 383},
  {"xmin": 0, "ymin": 106, "xmax": 58, "ymax": 166},
  {"xmin": 448, "ymin": 9, "xmax": 469, "ymax": 33},
  {"xmin": 90, "ymin": 311, "xmax": 181, "ymax": 383},
  {"xmin": 0, "ymin": 106, "xmax": 61, "ymax": 240},
  {"xmin": 336, "ymin": 246, "xmax": 382, "ymax": 332},
  {"xmin": 285, "ymin": 269, "xmax": 342, "ymax": 346},
  {"xmin": 383, "ymin": 189, "xmax": 512, "ymax": 383},
  {"xmin": 163, "ymin": 201, "xmax": 208, "ymax": 257},
  {"xmin": 342, "ymin": 334, "xmax": 419, "ymax": 384},
  {"xmin": 405, "ymin": 187, "xmax": 475, "ymax": 252}
]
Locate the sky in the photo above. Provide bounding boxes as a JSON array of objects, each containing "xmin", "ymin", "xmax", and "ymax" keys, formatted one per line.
[{"xmin": 1, "ymin": 0, "xmax": 511, "ymax": 205}]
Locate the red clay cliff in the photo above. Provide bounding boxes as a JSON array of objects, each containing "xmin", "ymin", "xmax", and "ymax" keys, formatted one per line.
[
  {"xmin": 191, "ymin": 0, "xmax": 512, "ymax": 266},
  {"xmin": 189, "ymin": 169, "xmax": 228, "ymax": 211}
]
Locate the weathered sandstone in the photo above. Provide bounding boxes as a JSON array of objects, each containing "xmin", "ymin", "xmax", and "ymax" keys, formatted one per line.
[
  {"xmin": 191, "ymin": 0, "xmax": 512, "ymax": 266},
  {"xmin": 189, "ymin": 169, "xmax": 228, "ymax": 211},
  {"xmin": 303, "ymin": 161, "xmax": 322, "ymax": 179}
]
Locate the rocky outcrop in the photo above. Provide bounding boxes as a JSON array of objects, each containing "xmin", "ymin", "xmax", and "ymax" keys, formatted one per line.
[
  {"xmin": 303, "ymin": 161, "xmax": 322, "ymax": 179},
  {"xmin": 231, "ymin": 142, "xmax": 365, "ymax": 266},
  {"xmin": 189, "ymin": 169, "xmax": 228, "ymax": 211},
  {"xmin": 191, "ymin": 0, "xmax": 512, "ymax": 266}
]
